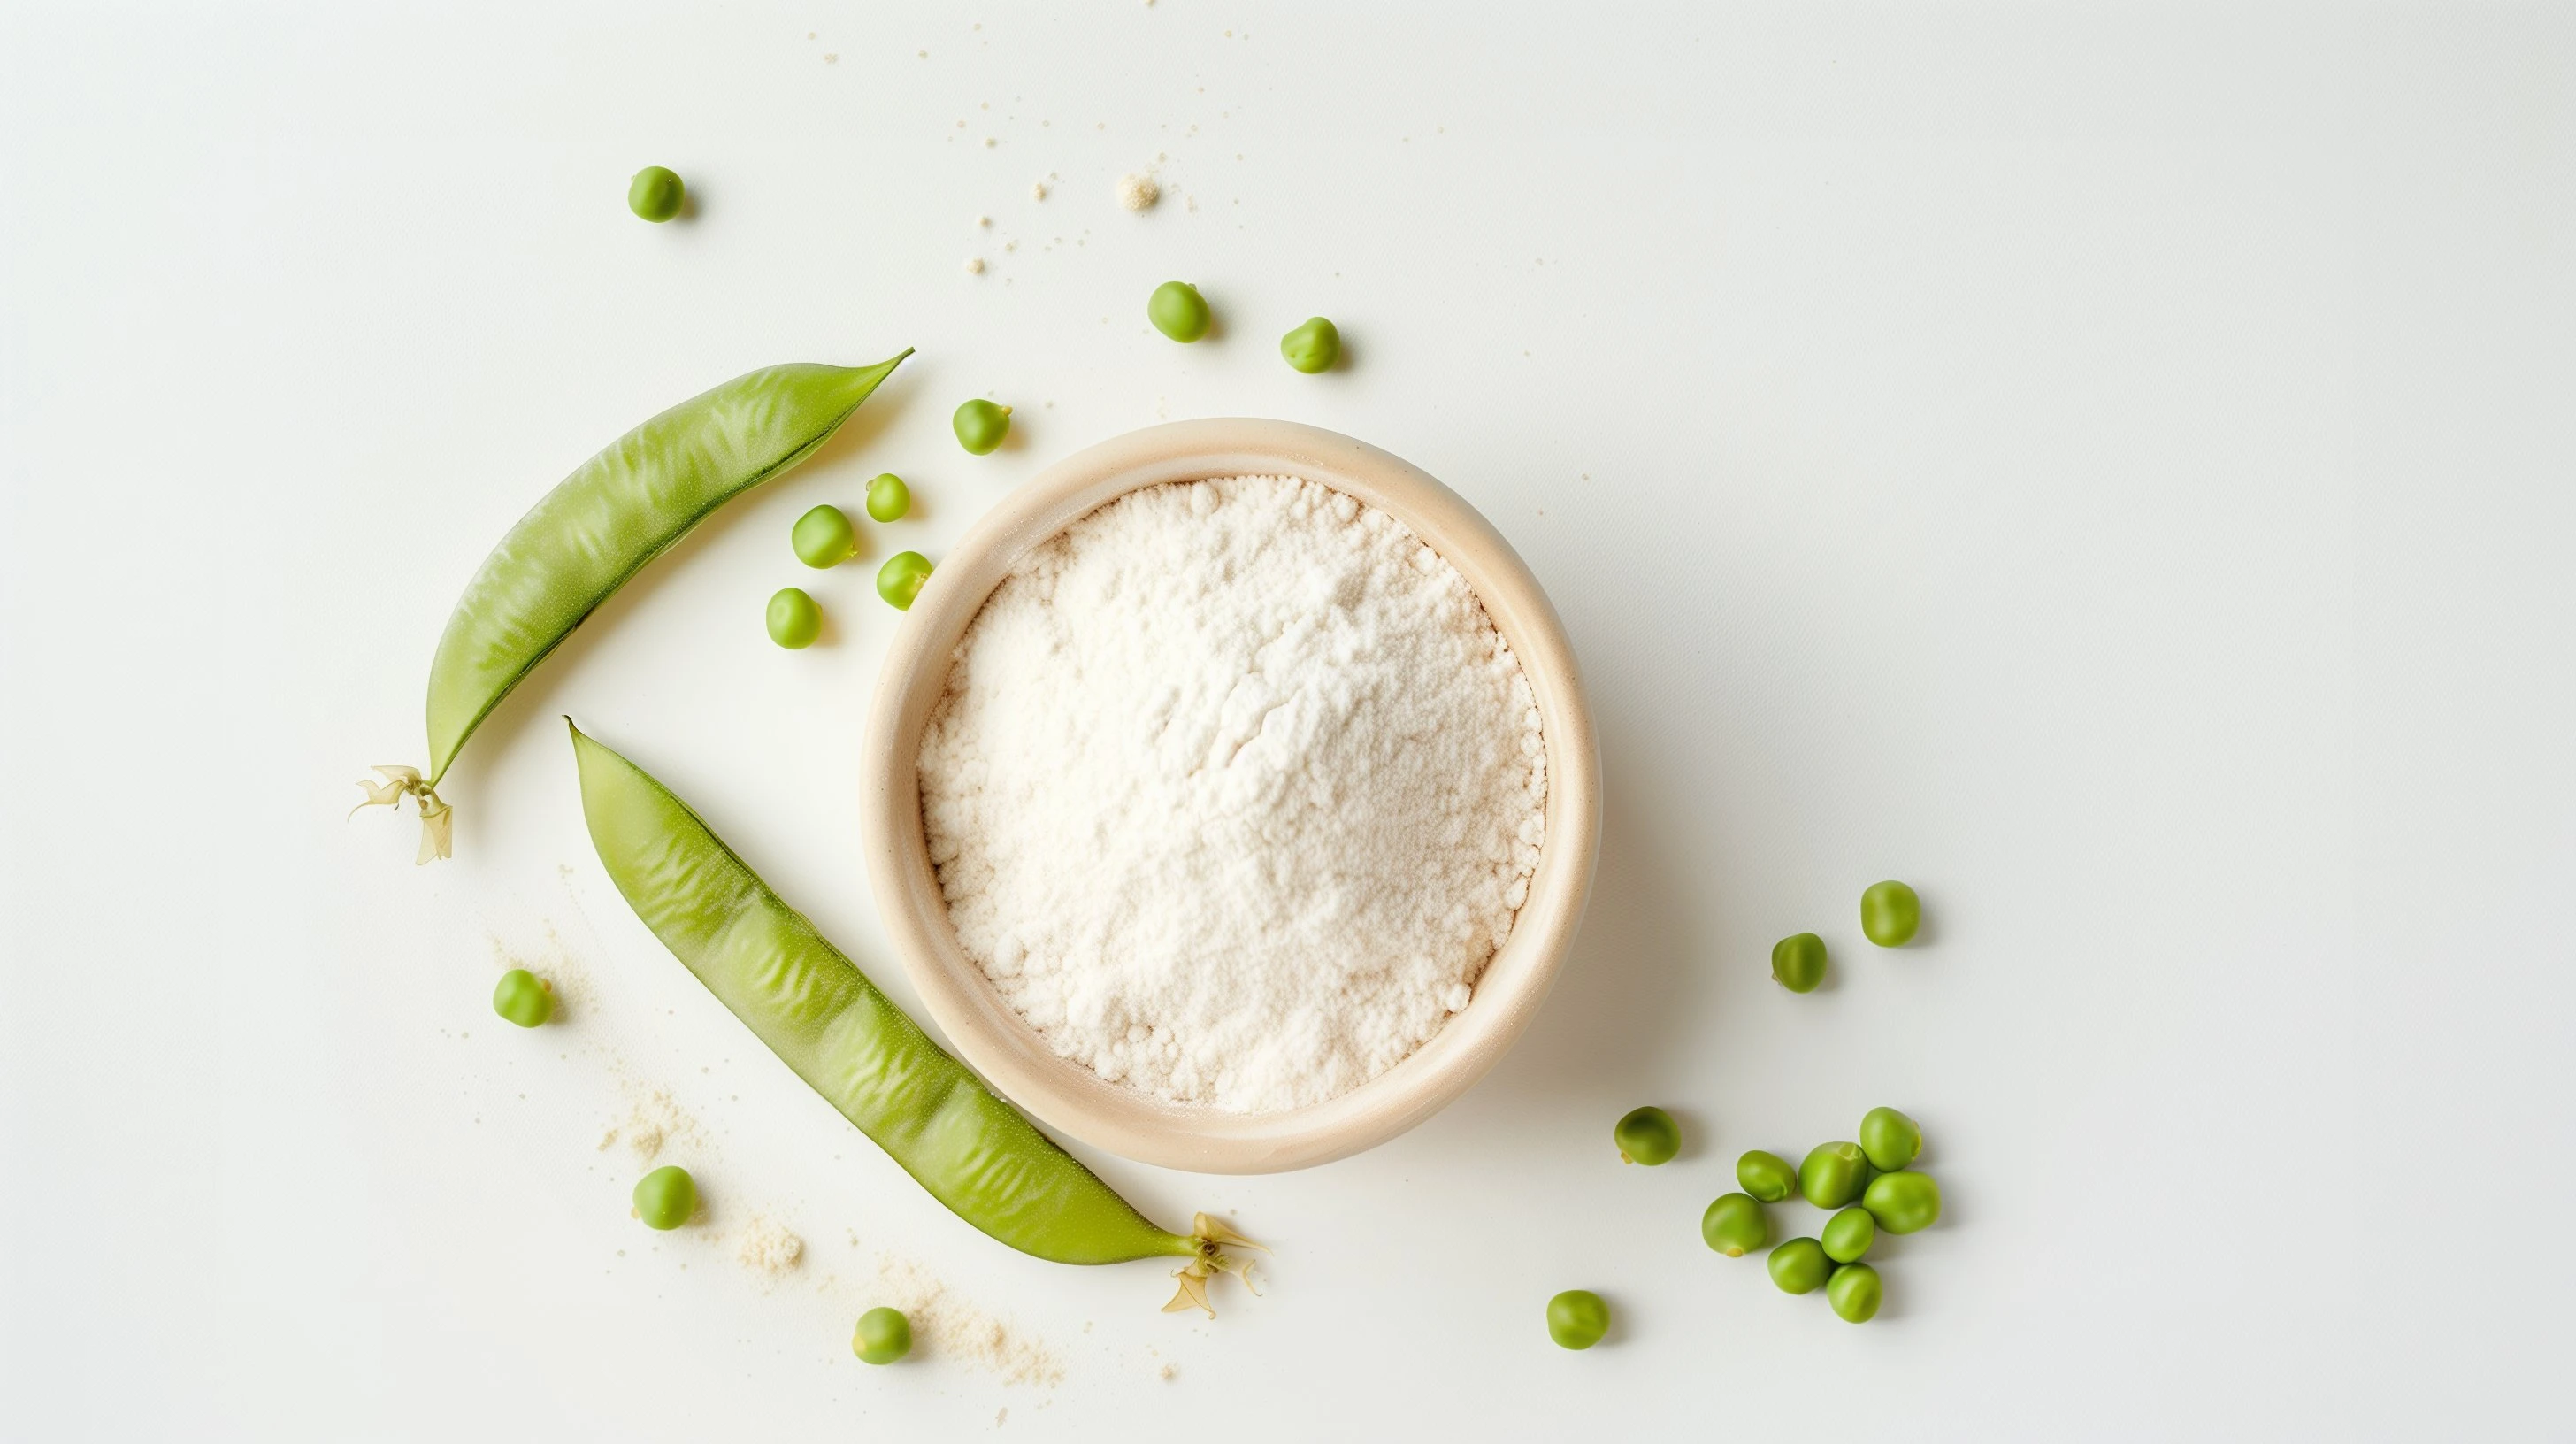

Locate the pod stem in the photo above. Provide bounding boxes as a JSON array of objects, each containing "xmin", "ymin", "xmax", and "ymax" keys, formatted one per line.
[
  {"xmin": 1162, "ymin": 1213, "xmax": 1267, "ymax": 1319},
  {"xmin": 349, "ymin": 764, "xmax": 452, "ymax": 864}
]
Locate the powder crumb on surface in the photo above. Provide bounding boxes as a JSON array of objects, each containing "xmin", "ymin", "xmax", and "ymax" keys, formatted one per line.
[
  {"xmin": 1159, "ymin": 1362, "xmax": 1178, "ymax": 1381},
  {"xmin": 964, "ymin": 257, "xmax": 985, "ymax": 274},
  {"xmin": 875, "ymin": 1255, "xmax": 1065, "ymax": 1387},
  {"xmin": 609, "ymin": 1087, "xmax": 700, "ymax": 1164},
  {"xmin": 1116, "ymin": 173, "xmax": 1160, "ymax": 211},
  {"xmin": 917, "ymin": 476, "xmax": 1546, "ymax": 1113},
  {"xmin": 734, "ymin": 1217, "xmax": 805, "ymax": 1280},
  {"xmin": 1030, "ymin": 181, "xmax": 1047, "ymax": 200}
]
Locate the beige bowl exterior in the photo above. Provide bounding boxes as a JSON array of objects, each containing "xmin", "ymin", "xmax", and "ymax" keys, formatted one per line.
[{"xmin": 860, "ymin": 419, "xmax": 1599, "ymax": 1173}]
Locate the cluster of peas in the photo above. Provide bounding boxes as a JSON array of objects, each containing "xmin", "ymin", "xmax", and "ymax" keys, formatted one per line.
[
  {"xmin": 769, "ymin": 472, "xmax": 932, "ymax": 649},
  {"xmin": 1545, "ymin": 880, "xmax": 1940, "ymax": 1347},
  {"xmin": 489, "ymin": 967, "xmax": 919, "ymax": 1363}
]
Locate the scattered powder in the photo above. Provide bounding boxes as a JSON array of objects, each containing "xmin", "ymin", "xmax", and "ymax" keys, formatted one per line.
[
  {"xmin": 964, "ymin": 257, "xmax": 985, "ymax": 275},
  {"xmin": 1031, "ymin": 181, "xmax": 1047, "ymax": 200},
  {"xmin": 734, "ymin": 1216, "xmax": 805, "ymax": 1279},
  {"xmin": 916, "ymin": 476, "xmax": 1546, "ymax": 1112},
  {"xmin": 1116, "ymin": 173, "xmax": 1160, "ymax": 211},
  {"xmin": 600, "ymin": 1087, "xmax": 701, "ymax": 1164},
  {"xmin": 1159, "ymin": 1362, "xmax": 1178, "ymax": 1381},
  {"xmin": 874, "ymin": 1255, "xmax": 1065, "ymax": 1387}
]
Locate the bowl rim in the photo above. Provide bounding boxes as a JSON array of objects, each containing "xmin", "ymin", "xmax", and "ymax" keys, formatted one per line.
[{"xmin": 859, "ymin": 418, "xmax": 1600, "ymax": 1174}]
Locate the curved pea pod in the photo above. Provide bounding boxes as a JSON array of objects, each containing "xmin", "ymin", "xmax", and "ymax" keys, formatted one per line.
[
  {"xmin": 567, "ymin": 722, "xmax": 1260, "ymax": 1310},
  {"xmin": 356, "ymin": 353, "xmax": 909, "ymax": 861}
]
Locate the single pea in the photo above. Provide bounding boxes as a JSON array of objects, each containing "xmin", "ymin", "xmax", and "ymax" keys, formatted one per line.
[
  {"xmin": 1736, "ymin": 1149, "xmax": 1798, "ymax": 1203},
  {"xmin": 1767, "ymin": 1237, "xmax": 1831, "ymax": 1295},
  {"xmin": 1280, "ymin": 316, "xmax": 1340, "ymax": 373},
  {"xmin": 1859, "ymin": 1105, "xmax": 1922, "ymax": 1171},
  {"xmin": 1826, "ymin": 1262, "xmax": 1883, "ymax": 1322},
  {"xmin": 1771, "ymin": 932, "xmax": 1828, "ymax": 992},
  {"xmin": 954, "ymin": 398, "xmax": 1012, "ymax": 454},
  {"xmin": 1700, "ymin": 1193, "xmax": 1769, "ymax": 1257},
  {"xmin": 792, "ymin": 504, "xmax": 856, "ymax": 568},
  {"xmin": 1799, "ymin": 1141, "xmax": 1874, "ymax": 1209},
  {"xmin": 491, "ymin": 968, "xmax": 553, "ymax": 1028},
  {"xmin": 865, "ymin": 472, "xmax": 911, "ymax": 523},
  {"xmin": 1861, "ymin": 879, "xmax": 1921, "ymax": 947},
  {"xmin": 1614, "ymin": 1105, "xmax": 1679, "ymax": 1166},
  {"xmin": 852, "ymin": 1306, "xmax": 912, "ymax": 1364},
  {"xmin": 1545, "ymin": 1289, "xmax": 1610, "ymax": 1350},
  {"xmin": 877, "ymin": 551, "xmax": 933, "ymax": 611},
  {"xmin": 766, "ymin": 587, "xmax": 822, "ymax": 649},
  {"xmin": 1821, "ymin": 1205, "xmax": 1876, "ymax": 1264},
  {"xmin": 1862, "ymin": 1169, "xmax": 1944, "ymax": 1234},
  {"xmin": 632, "ymin": 1164, "xmax": 696, "ymax": 1230},
  {"xmin": 1147, "ymin": 280, "xmax": 1211, "ymax": 342},
  {"xmin": 627, "ymin": 165, "xmax": 684, "ymax": 223}
]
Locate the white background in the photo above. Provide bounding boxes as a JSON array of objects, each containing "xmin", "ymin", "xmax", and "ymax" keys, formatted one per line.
[{"xmin": 4, "ymin": 4, "xmax": 2570, "ymax": 1439}]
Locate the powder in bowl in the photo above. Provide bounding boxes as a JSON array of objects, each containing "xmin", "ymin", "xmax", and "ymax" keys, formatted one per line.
[{"xmin": 915, "ymin": 475, "xmax": 1545, "ymax": 1114}]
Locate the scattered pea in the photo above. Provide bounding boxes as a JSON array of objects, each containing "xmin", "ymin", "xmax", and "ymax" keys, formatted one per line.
[
  {"xmin": 1862, "ymin": 1170, "xmax": 1943, "ymax": 1234},
  {"xmin": 1545, "ymin": 1289, "xmax": 1610, "ymax": 1349},
  {"xmin": 1767, "ymin": 1237, "xmax": 1831, "ymax": 1295},
  {"xmin": 632, "ymin": 1164, "xmax": 696, "ymax": 1230},
  {"xmin": 877, "ymin": 551, "xmax": 933, "ymax": 611},
  {"xmin": 1822, "ymin": 1206, "xmax": 1876, "ymax": 1264},
  {"xmin": 1771, "ymin": 932, "xmax": 1828, "ymax": 992},
  {"xmin": 1826, "ymin": 1262, "xmax": 1882, "ymax": 1322},
  {"xmin": 767, "ymin": 587, "xmax": 822, "ymax": 648},
  {"xmin": 1614, "ymin": 1105, "xmax": 1679, "ymax": 1165},
  {"xmin": 627, "ymin": 166, "xmax": 684, "ymax": 223},
  {"xmin": 954, "ymin": 398, "xmax": 1012, "ymax": 454},
  {"xmin": 491, "ymin": 968, "xmax": 553, "ymax": 1028},
  {"xmin": 1736, "ymin": 1149, "xmax": 1798, "ymax": 1203},
  {"xmin": 852, "ymin": 1306, "xmax": 912, "ymax": 1364},
  {"xmin": 1700, "ymin": 1194, "xmax": 1769, "ymax": 1257},
  {"xmin": 1147, "ymin": 280, "xmax": 1211, "ymax": 342},
  {"xmin": 792, "ymin": 504, "xmax": 856, "ymax": 568},
  {"xmin": 1799, "ymin": 1141, "xmax": 1874, "ymax": 1209},
  {"xmin": 1279, "ymin": 316, "xmax": 1340, "ymax": 373},
  {"xmin": 865, "ymin": 472, "xmax": 911, "ymax": 523},
  {"xmin": 1859, "ymin": 1105, "xmax": 1922, "ymax": 1171},
  {"xmin": 1861, "ymin": 879, "xmax": 1921, "ymax": 946}
]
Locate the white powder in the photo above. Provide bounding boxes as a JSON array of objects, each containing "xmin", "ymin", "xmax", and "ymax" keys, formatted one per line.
[
  {"xmin": 916, "ymin": 476, "xmax": 1545, "ymax": 1112},
  {"xmin": 1116, "ymin": 173, "xmax": 1160, "ymax": 211}
]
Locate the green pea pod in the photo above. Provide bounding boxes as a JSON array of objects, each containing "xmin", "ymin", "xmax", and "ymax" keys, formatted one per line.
[
  {"xmin": 356, "ymin": 353, "xmax": 909, "ymax": 861},
  {"xmin": 566, "ymin": 721, "xmax": 1259, "ymax": 1312}
]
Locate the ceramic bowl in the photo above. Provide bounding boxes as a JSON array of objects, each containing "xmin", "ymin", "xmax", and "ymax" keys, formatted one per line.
[{"xmin": 860, "ymin": 419, "xmax": 1598, "ymax": 1173}]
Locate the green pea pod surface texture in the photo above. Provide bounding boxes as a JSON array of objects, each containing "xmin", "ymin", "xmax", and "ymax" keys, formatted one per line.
[
  {"xmin": 568, "ymin": 722, "xmax": 1201, "ymax": 1269},
  {"xmin": 358, "ymin": 354, "xmax": 908, "ymax": 863}
]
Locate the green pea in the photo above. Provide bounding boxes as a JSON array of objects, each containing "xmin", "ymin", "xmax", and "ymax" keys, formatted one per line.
[
  {"xmin": 767, "ymin": 587, "xmax": 822, "ymax": 649},
  {"xmin": 356, "ymin": 354, "xmax": 908, "ymax": 864},
  {"xmin": 1767, "ymin": 1237, "xmax": 1831, "ymax": 1295},
  {"xmin": 1614, "ymin": 1105, "xmax": 1679, "ymax": 1165},
  {"xmin": 1736, "ymin": 1149, "xmax": 1798, "ymax": 1203},
  {"xmin": 1545, "ymin": 1289, "xmax": 1610, "ymax": 1349},
  {"xmin": 852, "ymin": 1306, "xmax": 912, "ymax": 1364},
  {"xmin": 792, "ymin": 504, "xmax": 857, "ymax": 568},
  {"xmin": 627, "ymin": 165, "xmax": 684, "ymax": 223},
  {"xmin": 1771, "ymin": 932, "xmax": 1828, "ymax": 992},
  {"xmin": 865, "ymin": 472, "xmax": 911, "ymax": 522},
  {"xmin": 632, "ymin": 1164, "xmax": 696, "ymax": 1230},
  {"xmin": 1861, "ymin": 880, "xmax": 1921, "ymax": 946},
  {"xmin": 569, "ymin": 725, "xmax": 1238, "ymax": 1284},
  {"xmin": 1862, "ymin": 1169, "xmax": 1943, "ymax": 1234},
  {"xmin": 954, "ymin": 398, "xmax": 1012, "ymax": 454},
  {"xmin": 1700, "ymin": 1193, "xmax": 1769, "ymax": 1257},
  {"xmin": 1799, "ymin": 1141, "xmax": 1874, "ymax": 1209},
  {"xmin": 1147, "ymin": 280, "xmax": 1211, "ymax": 342},
  {"xmin": 491, "ymin": 968, "xmax": 554, "ymax": 1028},
  {"xmin": 1859, "ymin": 1105, "xmax": 1922, "ymax": 1171},
  {"xmin": 1826, "ymin": 1262, "xmax": 1882, "ymax": 1322},
  {"xmin": 1821, "ymin": 1206, "xmax": 1875, "ymax": 1264},
  {"xmin": 877, "ymin": 551, "xmax": 933, "ymax": 611},
  {"xmin": 1280, "ymin": 316, "xmax": 1340, "ymax": 373}
]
